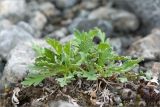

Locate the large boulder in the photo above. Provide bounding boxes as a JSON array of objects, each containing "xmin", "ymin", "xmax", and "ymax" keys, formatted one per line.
[
  {"xmin": 2, "ymin": 40, "xmax": 47, "ymax": 83},
  {"xmin": 29, "ymin": 11, "xmax": 47, "ymax": 38},
  {"xmin": 0, "ymin": 19, "xmax": 13, "ymax": 31},
  {"xmin": 0, "ymin": 0, "xmax": 26, "ymax": 23},
  {"xmin": 113, "ymin": 0, "xmax": 160, "ymax": 32},
  {"xmin": 0, "ymin": 22, "xmax": 33, "ymax": 59},
  {"xmin": 129, "ymin": 28, "xmax": 160, "ymax": 60},
  {"xmin": 88, "ymin": 6, "xmax": 139, "ymax": 32}
]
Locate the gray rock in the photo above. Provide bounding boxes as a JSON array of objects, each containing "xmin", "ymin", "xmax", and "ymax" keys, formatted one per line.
[
  {"xmin": 60, "ymin": 34, "xmax": 74, "ymax": 43},
  {"xmin": 113, "ymin": 0, "xmax": 160, "ymax": 32},
  {"xmin": 49, "ymin": 100, "xmax": 79, "ymax": 107},
  {"xmin": 2, "ymin": 40, "xmax": 47, "ymax": 83},
  {"xmin": 29, "ymin": 11, "xmax": 47, "ymax": 38},
  {"xmin": 17, "ymin": 21, "xmax": 35, "ymax": 35},
  {"xmin": 48, "ymin": 27, "xmax": 68, "ymax": 39},
  {"xmin": 0, "ymin": 22, "xmax": 33, "ymax": 59},
  {"xmin": 69, "ymin": 18, "xmax": 113, "ymax": 36},
  {"xmin": 26, "ymin": 1, "xmax": 40, "ymax": 13},
  {"xmin": 81, "ymin": 0, "xmax": 99, "ymax": 10},
  {"xmin": 121, "ymin": 88, "xmax": 136, "ymax": 100},
  {"xmin": 0, "ymin": 0, "xmax": 26, "ymax": 23},
  {"xmin": 129, "ymin": 28, "xmax": 160, "ymax": 60},
  {"xmin": 0, "ymin": 19, "xmax": 13, "ymax": 31},
  {"xmin": 110, "ymin": 38, "xmax": 122, "ymax": 54},
  {"xmin": 39, "ymin": 2, "xmax": 60, "ymax": 17},
  {"xmin": 53, "ymin": 0, "xmax": 78, "ymax": 9},
  {"xmin": 88, "ymin": 6, "xmax": 139, "ymax": 32},
  {"xmin": 78, "ymin": 10, "xmax": 90, "ymax": 18},
  {"xmin": 114, "ymin": 96, "xmax": 122, "ymax": 105}
]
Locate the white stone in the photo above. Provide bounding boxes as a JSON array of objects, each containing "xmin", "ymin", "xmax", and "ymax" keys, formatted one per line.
[
  {"xmin": 2, "ymin": 39, "xmax": 47, "ymax": 83},
  {"xmin": 88, "ymin": 6, "xmax": 139, "ymax": 31},
  {"xmin": 0, "ymin": 22, "xmax": 33, "ymax": 59},
  {"xmin": 0, "ymin": 0, "xmax": 26, "ymax": 22}
]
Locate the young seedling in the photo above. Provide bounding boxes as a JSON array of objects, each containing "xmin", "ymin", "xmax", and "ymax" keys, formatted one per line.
[{"xmin": 22, "ymin": 28, "xmax": 142, "ymax": 87}]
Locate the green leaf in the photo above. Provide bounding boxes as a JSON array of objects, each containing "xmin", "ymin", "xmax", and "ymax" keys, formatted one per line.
[
  {"xmin": 96, "ymin": 28, "xmax": 106, "ymax": 43},
  {"xmin": 32, "ymin": 43, "xmax": 44, "ymax": 56},
  {"xmin": 82, "ymin": 71, "xmax": 97, "ymax": 80},
  {"xmin": 63, "ymin": 42, "xmax": 71, "ymax": 56},
  {"xmin": 22, "ymin": 74, "xmax": 45, "ymax": 86},
  {"xmin": 46, "ymin": 38, "xmax": 62, "ymax": 55},
  {"xmin": 44, "ymin": 48, "xmax": 54, "ymax": 59},
  {"xmin": 145, "ymin": 70, "xmax": 152, "ymax": 80},
  {"xmin": 56, "ymin": 73, "xmax": 75, "ymax": 87},
  {"xmin": 118, "ymin": 77, "xmax": 128, "ymax": 83}
]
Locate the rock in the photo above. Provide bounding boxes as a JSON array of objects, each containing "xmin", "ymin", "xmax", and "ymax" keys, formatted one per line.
[
  {"xmin": 39, "ymin": 2, "xmax": 60, "ymax": 17},
  {"xmin": 48, "ymin": 27, "xmax": 68, "ymax": 39},
  {"xmin": 17, "ymin": 21, "xmax": 35, "ymax": 35},
  {"xmin": 2, "ymin": 42, "xmax": 35, "ymax": 83},
  {"xmin": 2, "ymin": 40, "xmax": 47, "ymax": 83},
  {"xmin": 53, "ymin": 0, "xmax": 78, "ymax": 9},
  {"xmin": 0, "ymin": 19, "xmax": 13, "ymax": 31},
  {"xmin": 113, "ymin": 0, "xmax": 160, "ymax": 32},
  {"xmin": 31, "ymin": 100, "xmax": 47, "ymax": 107},
  {"xmin": 110, "ymin": 38, "xmax": 122, "ymax": 54},
  {"xmin": 43, "ymin": 24, "xmax": 55, "ymax": 34},
  {"xmin": 114, "ymin": 96, "xmax": 122, "ymax": 105},
  {"xmin": 0, "ymin": 0, "xmax": 26, "ymax": 23},
  {"xmin": 29, "ymin": 11, "xmax": 47, "ymax": 38},
  {"xmin": 151, "ymin": 62, "xmax": 160, "ymax": 84},
  {"xmin": 69, "ymin": 18, "xmax": 113, "ymax": 36},
  {"xmin": 88, "ymin": 6, "xmax": 139, "ymax": 32},
  {"xmin": 129, "ymin": 28, "xmax": 160, "ymax": 60},
  {"xmin": 78, "ymin": 10, "xmax": 90, "ymax": 18},
  {"xmin": 121, "ymin": 88, "xmax": 136, "ymax": 100},
  {"xmin": 0, "ymin": 22, "xmax": 33, "ymax": 59},
  {"xmin": 26, "ymin": 1, "xmax": 40, "ymax": 13},
  {"xmin": 49, "ymin": 100, "xmax": 79, "ymax": 107},
  {"xmin": 60, "ymin": 34, "xmax": 74, "ymax": 43},
  {"xmin": 138, "ymin": 100, "xmax": 146, "ymax": 107},
  {"xmin": 81, "ymin": 0, "xmax": 99, "ymax": 10}
]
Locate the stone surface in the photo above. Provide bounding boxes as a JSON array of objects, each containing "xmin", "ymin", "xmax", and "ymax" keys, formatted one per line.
[
  {"xmin": 81, "ymin": 0, "xmax": 99, "ymax": 10},
  {"xmin": 2, "ymin": 40, "xmax": 47, "ymax": 83},
  {"xmin": 49, "ymin": 100, "xmax": 79, "ymax": 107},
  {"xmin": 129, "ymin": 28, "xmax": 160, "ymax": 60},
  {"xmin": 0, "ymin": 19, "xmax": 13, "ymax": 31},
  {"xmin": 48, "ymin": 27, "xmax": 68, "ymax": 39},
  {"xmin": 69, "ymin": 18, "xmax": 113, "ymax": 36},
  {"xmin": 17, "ymin": 21, "xmax": 35, "ymax": 35},
  {"xmin": 113, "ymin": 0, "xmax": 160, "ymax": 32},
  {"xmin": 110, "ymin": 38, "xmax": 122, "ymax": 54},
  {"xmin": 60, "ymin": 34, "xmax": 74, "ymax": 43},
  {"xmin": 53, "ymin": 0, "xmax": 78, "ymax": 9},
  {"xmin": 0, "ymin": 0, "xmax": 26, "ymax": 23},
  {"xmin": 39, "ymin": 2, "xmax": 60, "ymax": 17},
  {"xmin": 88, "ymin": 6, "xmax": 139, "ymax": 32},
  {"xmin": 0, "ymin": 22, "xmax": 33, "ymax": 59},
  {"xmin": 29, "ymin": 11, "xmax": 47, "ymax": 38},
  {"xmin": 151, "ymin": 62, "xmax": 160, "ymax": 82}
]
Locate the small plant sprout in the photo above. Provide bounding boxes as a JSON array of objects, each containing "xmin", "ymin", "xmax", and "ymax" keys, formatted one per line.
[{"xmin": 22, "ymin": 28, "xmax": 142, "ymax": 87}]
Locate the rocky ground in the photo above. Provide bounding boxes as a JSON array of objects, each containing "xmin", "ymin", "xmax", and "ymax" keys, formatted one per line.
[{"xmin": 1, "ymin": 0, "xmax": 160, "ymax": 107}]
